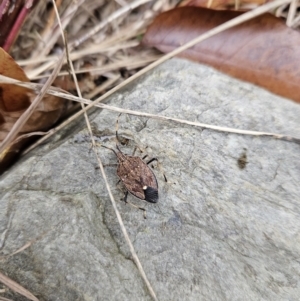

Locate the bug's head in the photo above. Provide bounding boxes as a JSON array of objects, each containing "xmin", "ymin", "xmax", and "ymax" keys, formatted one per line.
[{"xmin": 143, "ymin": 186, "xmax": 158, "ymax": 203}]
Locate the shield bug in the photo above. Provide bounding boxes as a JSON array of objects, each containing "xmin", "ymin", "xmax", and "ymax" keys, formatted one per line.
[{"xmin": 102, "ymin": 114, "xmax": 158, "ymax": 204}]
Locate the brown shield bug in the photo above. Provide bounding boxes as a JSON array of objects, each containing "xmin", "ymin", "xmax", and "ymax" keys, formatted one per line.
[{"xmin": 102, "ymin": 114, "xmax": 158, "ymax": 204}]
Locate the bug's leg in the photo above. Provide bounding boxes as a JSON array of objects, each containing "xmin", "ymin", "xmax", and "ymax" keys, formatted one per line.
[
  {"xmin": 130, "ymin": 142, "xmax": 147, "ymax": 158},
  {"xmin": 103, "ymin": 163, "xmax": 118, "ymax": 168},
  {"xmin": 121, "ymin": 191, "xmax": 147, "ymax": 218},
  {"xmin": 142, "ymin": 154, "xmax": 149, "ymax": 161},
  {"xmin": 146, "ymin": 157, "xmax": 168, "ymax": 182},
  {"xmin": 122, "ymin": 191, "xmax": 129, "ymax": 203},
  {"xmin": 146, "ymin": 157, "xmax": 158, "ymax": 165},
  {"xmin": 145, "ymin": 157, "xmax": 159, "ymax": 169},
  {"xmin": 129, "ymin": 203, "xmax": 146, "ymax": 219},
  {"xmin": 137, "ymin": 145, "xmax": 146, "ymax": 154},
  {"xmin": 125, "ymin": 202, "xmax": 147, "ymax": 218},
  {"xmin": 163, "ymin": 173, "xmax": 168, "ymax": 182},
  {"xmin": 131, "ymin": 146, "xmax": 137, "ymax": 156}
]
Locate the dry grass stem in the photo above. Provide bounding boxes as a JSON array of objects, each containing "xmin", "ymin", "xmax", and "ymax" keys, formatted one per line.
[
  {"xmin": 85, "ymin": 75, "xmax": 121, "ymax": 99},
  {"xmin": 1, "ymin": 242, "xmax": 32, "ymax": 260},
  {"xmin": 31, "ymin": 55, "xmax": 161, "ymax": 80},
  {"xmin": 286, "ymin": 0, "xmax": 299, "ymax": 26},
  {"xmin": 52, "ymin": 1, "xmax": 159, "ymax": 300},
  {"xmin": 27, "ymin": 0, "xmax": 86, "ymax": 61},
  {"xmin": 17, "ymin": 40, "xmax": 139, "ymax": 67},
  {"xmin": 71, "ymin": 0, "xmax": 152, "ymax": 48},
  {"xmin": 3, "ymin": 0, "xmax": 293, "ymax": 155},
  {"xmin": 0, "ymin": 272, "xmax": 39, "ymax": 301},
  {"xmin": 0, "ymin": 75, "xmax": 299, "ymax": 148},
  {"xmin": 19, "ymin": 2, "xmax": 157, "ymax": 80}
]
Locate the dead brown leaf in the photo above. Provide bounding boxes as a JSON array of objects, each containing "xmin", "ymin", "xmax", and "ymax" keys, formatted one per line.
[
  {"xmin": 0, "ymin": 47, "xmax": 67, "ymax": 172},
  {"xmin": 143, "ymin": 7, "xmax": 300, "ymax": 104},
  {"xmin": 180, "ymin": 0, "xmax": 272, "ymax": 10}
]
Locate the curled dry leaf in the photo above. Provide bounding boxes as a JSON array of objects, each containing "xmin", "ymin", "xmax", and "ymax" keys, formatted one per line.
[
  {"xmin": 0, "ymin": 47, "xmax": 67, "ymax": 172},
  {"xmin": 143, "ymin": 7, "xmax": 300, "ymax": 104}
]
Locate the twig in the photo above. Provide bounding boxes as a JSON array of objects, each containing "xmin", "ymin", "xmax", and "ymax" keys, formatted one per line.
[{"xmin": 17, "ymin": 40, "xmax": 140, "ymax": 67}]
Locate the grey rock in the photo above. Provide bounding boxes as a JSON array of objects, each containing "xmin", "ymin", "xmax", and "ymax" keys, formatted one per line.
[{"xmin": 1, "ymin": 58, "xmax": 300, "ymax": 301}]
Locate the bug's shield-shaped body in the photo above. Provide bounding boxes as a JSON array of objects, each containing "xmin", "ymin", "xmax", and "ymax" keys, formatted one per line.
[{"xmin": 116, "ymin": 152, "xmax": 158, "ymax": 203}]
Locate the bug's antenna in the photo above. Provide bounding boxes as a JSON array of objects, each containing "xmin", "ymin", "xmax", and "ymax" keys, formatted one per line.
[
  {"xmin": 115, "ymin": 113, "xmax": 122, "ymax": 147},
  {"xmin": 98, "ymin": 113, "xmax": 123, "ymax": 157},
  {"xmin": 115, "ymin": 113, "xmax": 125, "ymax": 160},
  {"xmin": 100, "ymin": 144, "xmax": 118, "ymax": 157}
]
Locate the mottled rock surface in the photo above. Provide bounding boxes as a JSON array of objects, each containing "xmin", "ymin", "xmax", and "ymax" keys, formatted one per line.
[{"xmin": 1, "ymin": 58, "xmax": 300, "ymax": 301}]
